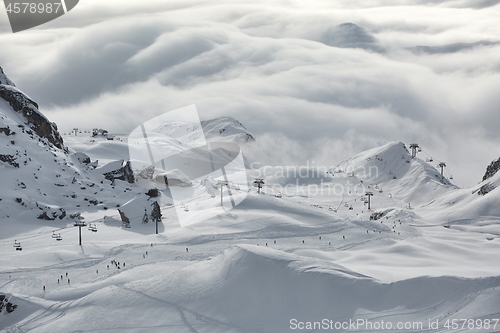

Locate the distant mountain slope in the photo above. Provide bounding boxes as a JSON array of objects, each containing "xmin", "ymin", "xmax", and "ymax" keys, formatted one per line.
[
  {"xmin": 201, "ymin": 116, "xmax": 255, "ymax": 144},
  {"xmin": 331, "ymin": 141, "xmax": 456, "ymax": 205},
  {"xmin": 322, "ymin": 23, "xmax": 384, "ymax": 53}
]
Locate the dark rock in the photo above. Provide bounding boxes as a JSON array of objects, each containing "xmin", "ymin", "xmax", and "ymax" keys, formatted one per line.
[
  {"xmin": 482, "ymin": 157, "xmax": 500, "ymax": 181},
  {"xmin": 38, "ymin": 212, "xmax": 54, "ymax": 220},
  {"xmin": 146, "ymin": 188, "xmax": 159, "ymax": 197},
  {"xmin": 478, "ymin": 183, "xmax": 495, "ymax": 196},
  {"xmin": 370, "ymin": 211, "xmax": 385, "ymax": 220},
  {"xmin": 0, "ymin": 126, "xmax": 13, "ymax": 136},
  {"xmin": 477, "ymin": 157, "xmax": 500, "ymax": 195},
  {"xmin": 102, "ymin": 160, "xmax": 135, "ymax": 184},
  {"xmin": 0, "ymin": 67, "xmax": 64, "ymax": 149},
  {"xmin": 118, "ymin": 209, "xmax": 130, "ymax": 223},
  {"xmin": 0, "ymin": 154, "xmax": 19, "ymax": 168}
]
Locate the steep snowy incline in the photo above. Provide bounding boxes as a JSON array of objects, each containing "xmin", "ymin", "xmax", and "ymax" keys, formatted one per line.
[
  {"xmin": 0, "ymin": 67, "xmax": 141, "ymax": 224},
  {"xmin": 419, "ymin": 162, "xmax": 500, "ymax": 221}
]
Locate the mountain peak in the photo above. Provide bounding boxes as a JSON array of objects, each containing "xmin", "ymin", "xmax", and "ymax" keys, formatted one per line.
[
  {"xmin": 0, "ymin": 67, "xmax": 15, "ymax": 86},
  {"xmin": 332, "ymin": 141, "xmax": 455, "ymax": 203},
  {"xmin": 201, "ymin": 116, "xmax": 255, "ymax": 144},
  {"xmin": 482, "ymin": 157, "xmax": 500, "ymax": 182},
  {"xmin": 322, "ymin": 22, "xmax": 384, "ymax": 52}
]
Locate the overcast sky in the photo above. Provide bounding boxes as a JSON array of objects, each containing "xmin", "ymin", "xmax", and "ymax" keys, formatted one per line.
[{"xmin": 1, "ymin": 0, "xmax": 499, "ymax": 187}]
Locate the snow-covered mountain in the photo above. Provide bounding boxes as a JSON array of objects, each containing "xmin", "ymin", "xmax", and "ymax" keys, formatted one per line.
[
  {"xmin": 201, "ymin": 116, "xmax": 255, "ymax": 144},
  {"xmin": 0, "ymin": 67, "xmax": 140, "ymax": 221},
  {"xmin": 1, "ymin": 67, "xmax": 500, "ymax": 333},
  {"xmin": 331, "ymin": 141, "xmax": 456, "ymax": 204},
  {"xmin": 322, "ymin": 22, "xmax": 384, "ymax": 53}
]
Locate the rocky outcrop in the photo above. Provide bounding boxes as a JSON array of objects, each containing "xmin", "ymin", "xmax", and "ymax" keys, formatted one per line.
[
  {"xmin": 0, "ymin": 67, "xmax": 64, "ymax": 149},
  {"xmin": 0, "ymin": 154, "xmax": 19, "ymax": 168},
  {"xmin": 477, "ymin": 157, "xmax": 500, "ymax": 196},
  {"xmin": 482, "ymin": 158, "xmax": 500, "ymax": 181},
  {"xmin": 99, "ymin": 160, "xmax": 135, "ymax": 184},
  {"xmin": 0, "ymin": 67, "xmax": 14, "ymax": 86},
  {"xmin": 478, "ymin": 183, "xmax": 495, "ymax": 196},
  {"xmin": 0, "ymin": 294, "xmax": 17, "ymax": 313}
]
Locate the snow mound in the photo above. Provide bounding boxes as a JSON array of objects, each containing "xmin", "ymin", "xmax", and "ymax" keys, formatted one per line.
[{"xmin": 57, "ymin": 245, "xmax": 500, "ymax": 333}]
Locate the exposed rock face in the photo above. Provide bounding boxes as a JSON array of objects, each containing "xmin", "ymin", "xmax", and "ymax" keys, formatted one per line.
[
  {"xmin": 101, "ymin": 160, "xmax": 135, "ymax": 184},
  {"xmin": 477, "ymin": 157, "xmax": 500, "ymax": 196},
  {"xmin": 482, "ymin": 158, "xmax": 500, "ymax": 181},
  {"xmin": 0, "ymin": 154, "xmax": 19, "ymax": 168},
  {"xmin": 0, "ymin": 67, "xmax": 15, "ymax": 86},
  {"xmin": 478, "ymin": 183, "xmax": 495, "ymax": 196},
  {"xmin": 0, "ymin": 67, "xmax": 64, "ymax": 149}
]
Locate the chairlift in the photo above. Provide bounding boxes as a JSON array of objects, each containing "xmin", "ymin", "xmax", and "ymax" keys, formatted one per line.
[
  {"xmin": 406, "ymin": 160, "xmax": 410, "ymax": 163},
  {"xmin": 349, "ymin": 206, "xmax": 353, "ymax": 210},
  {"xmin": 56, "ymin": 234, "xmax": 62, "ymax": 241},
  {"xmin": 375, "ymin": 185, "xmax": 379, "ymax": 189},
  {"xmin": 88, "ymin": 223, "xmax": 97, "ymax": 232},
  {"xmin": 393, "ymin": 175, "xmax": 397, "ymax": 179},
  {"xmin": 184, "ymin": 206, "xmax": 189, "ymax": 212},
  {"xmin": 379, "ymin": 188, "xmax": 383, "ymax": 193},
  {"xmin": 418, "ymin": 148, "xmax": 422, "ymax": 152},
  {"xmin": 13, "ymin": 240, "xmax": 21, "ymax": 248},
  {"xmin": 52, "ymin": 231, "xmax": 59, "ymax": 238},
  {"xmin": 275, "ymin": 192, "xmax": 282, "ymax": 198},
  {"xmin": 450, "ymin": 175, "xmax": 454, "ymax": 180}
]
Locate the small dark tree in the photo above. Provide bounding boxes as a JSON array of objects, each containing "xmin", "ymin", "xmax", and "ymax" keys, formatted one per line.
[
  {"xmin": 151, "ymin": 201, "xmax": 162, "ymax": 234},
  {"xmin": 142, "ymin": 208, "xmax": 149, "ymax": 224}
]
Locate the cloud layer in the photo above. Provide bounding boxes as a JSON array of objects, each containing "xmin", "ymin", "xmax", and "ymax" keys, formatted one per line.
[{"xmin": 0, "ymin": 0, "xmax": 499, "ymax": 186}]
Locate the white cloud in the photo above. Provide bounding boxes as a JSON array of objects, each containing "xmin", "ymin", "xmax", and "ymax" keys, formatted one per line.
[{"xmin": 0, "ymin": 0, "xmax": 499, "ymax": 187}]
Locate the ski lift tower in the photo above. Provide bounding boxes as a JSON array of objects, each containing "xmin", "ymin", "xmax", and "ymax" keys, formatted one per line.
[
  {"xmin": 254, "ymin": 178, "xmax": 265, "ymax": 194},
  {"xmin": 409, "ymin": 143, "xmax": 420, "ymax": 158},
  {"xmin": 217, "ymin": 180, "xmax": 229, "ymax": 206},
  {"xmin": 73, "ymin": 128, "xmax": 79, "ymax": 136},
  {"xmin": 438, "ymin": 162, "xmax": 446, "ymax": 177},
  {"xmin": 74, "ymin": 220, "xmax": 87, "ymax": 246},
  {"xmin": 365, "ymin": 191, "xmax": 374, "ymax": 210}
]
